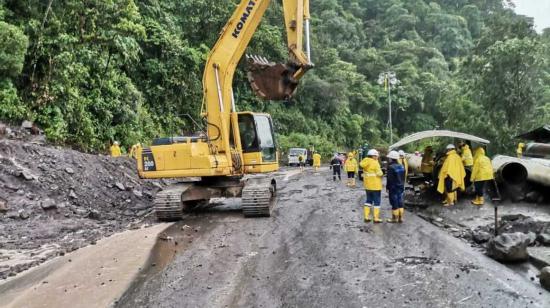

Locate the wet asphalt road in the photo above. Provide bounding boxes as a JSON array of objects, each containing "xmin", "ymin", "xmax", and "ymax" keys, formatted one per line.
[{"xmin": 118, "ymin": 167, "xmax": 550, "ymax": 307}]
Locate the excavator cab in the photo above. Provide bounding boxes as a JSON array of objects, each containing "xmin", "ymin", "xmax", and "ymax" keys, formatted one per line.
[
  {"xmin": 237, "ymin": 112, "xmax": 279, "ymax": 173},
  {"xmin": 246, "ymin": 55, "xmax": 301, "ymax": 100}
]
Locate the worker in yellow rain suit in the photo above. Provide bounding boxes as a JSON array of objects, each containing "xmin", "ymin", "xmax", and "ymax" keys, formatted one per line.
[
  {"xmin": 470, "ymin": 147, "xmax": 494, "ymax": 206},
  {"xmin": 344, "ymin": 152, "xmax": 358, "ymax": 187},
  {"xmin": 312, "ymin": 152, "xmax": 321, "ymax": 171},
  {"xmin": 360, "ymin": 149, "xmax": 384, "ymax": 223},
  {"xmin": 398, "ymin": 150, "xmax": 409, "ymax": 180},
  {"xmin": 459, "ymin": 143, "xmax": 474, "ymax": 169},
  {"xmin": 421, "ymin": 146, "xmax": 434, "ymax": 182},
  {"xmin": 516, "ymin": 143, "xmax": 525, "ymax": 158},
  {"xmin": 437, "ymin": 144, "xmax": 466, "ymax": 207},
  {"xmin": 129, "ymin": 143, "xmax": 142, "ymax": 159},
  {"xmin": 298, "ymin": 154, "xmax": 306, "ymax": 172},
  {"xmin": 110, "ymin": 141, "xmax": 121, "ymax": 157}
]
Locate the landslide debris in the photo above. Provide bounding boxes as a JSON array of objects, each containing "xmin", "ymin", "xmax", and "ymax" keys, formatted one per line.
[{"xmin": 0, "ymin": 132, "xmax": 164, "ymax": 279}]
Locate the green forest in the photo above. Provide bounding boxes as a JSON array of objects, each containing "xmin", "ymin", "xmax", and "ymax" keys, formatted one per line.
[{"xmin": 0, "ymin": 0, "xmax": 549, "ymax": 155}]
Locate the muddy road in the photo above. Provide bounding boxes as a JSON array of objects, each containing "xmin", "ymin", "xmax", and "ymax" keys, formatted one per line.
[{"xmin": 118, "ymin": 168, "xmax": 550, "ymax": 307}]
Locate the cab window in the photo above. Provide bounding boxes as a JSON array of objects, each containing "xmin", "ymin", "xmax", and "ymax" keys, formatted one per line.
[
  {"xmin": 254, "ymin": 115, "xmax": 276, "ymax": 162},
  {"xmin": 238, "ymin": 114, "xmax": 259, "ymax": 152}
]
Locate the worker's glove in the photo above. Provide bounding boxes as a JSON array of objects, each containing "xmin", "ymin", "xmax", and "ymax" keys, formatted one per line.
[{"xmin": 329, "ymin": 165, "xmax": 332, "ymax": 170}]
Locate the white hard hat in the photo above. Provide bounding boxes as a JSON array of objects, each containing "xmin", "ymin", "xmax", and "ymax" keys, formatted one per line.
[
  {"xmin": 387, "ymin": 150, "xmax": 400, "ymax": 160},
  {"xmin": 446, "ymin": 144, "xmax": 455, "ymax": 150},
  {"xmin": 114, "ymin": 141, "xmax": 119, "ymax": 145},
  {"xmin": 398, "ymin": 150, "xmax": 405, "ymax": 157},
  {"xmin": 367, "ymin": 149, "xmax": 379, "ymax": 156}
]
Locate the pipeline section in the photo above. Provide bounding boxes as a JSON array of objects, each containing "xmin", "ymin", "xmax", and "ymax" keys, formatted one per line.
[{"xmin": 492, "ymin": 155, "xmax": 550, "ymax": 187}]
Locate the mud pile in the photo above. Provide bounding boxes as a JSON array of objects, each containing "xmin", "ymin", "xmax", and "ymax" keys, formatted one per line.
[{"xmin": 0, "ymin": 133, "xmax": 164, "ymax": 279}]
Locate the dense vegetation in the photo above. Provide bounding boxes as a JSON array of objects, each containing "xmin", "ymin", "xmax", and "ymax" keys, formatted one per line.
[{"xmin": 0, "ymin": 0, "xmax": 549, "ymax": 155}]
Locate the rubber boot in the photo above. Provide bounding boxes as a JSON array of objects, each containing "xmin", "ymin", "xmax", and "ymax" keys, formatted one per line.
[
  {"xmin": 443, "ymin": 193, "xmax": 454, "ymax": 207},
  {"xmin": 454, "ymin": 191, "xmax": 458, "ymax": 203},
  {"xmin": 442, "ymin": 194, "xmax": 450, "ymax": 206},
  {"xmin": 363, "ymin": 206, "xmax": 372, "ymax": 223},
  {"xmin": 387, "ymin": 210, "xmax": 399, "ymax": 223},
  {"xmin": 473, "ymin": 196, "xmax": 484, "ymax": 206},
  {"xmin": 470, "ymin": 196, "xmax": 479, "ymax": 205},
  {"xmin": 373, "ymin": 207, "xmax": 382, "ymax": 223},
  {"xmin": 351, "ymin": 178, "xmax": 356, "ymax": 187},
  {"xmin": 398, "ymin": 208, "xmax": 404, "ymax": 223}
]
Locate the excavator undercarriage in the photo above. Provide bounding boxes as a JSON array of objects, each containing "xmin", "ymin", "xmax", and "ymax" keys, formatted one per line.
[{"xmin": 153, "ymin": 177, "xmax": 277, "ymax": 220}]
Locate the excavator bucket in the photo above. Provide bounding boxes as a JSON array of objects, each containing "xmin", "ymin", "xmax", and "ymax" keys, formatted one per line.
[{"xmin": 246, "ymin": 55, "xmax": 299, "ymax": 100}]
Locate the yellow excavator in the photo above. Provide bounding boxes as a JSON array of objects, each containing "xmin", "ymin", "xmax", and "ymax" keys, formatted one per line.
[{"xmin": 136, "ymin": 0, "xmax": 313, "ymax": 220}]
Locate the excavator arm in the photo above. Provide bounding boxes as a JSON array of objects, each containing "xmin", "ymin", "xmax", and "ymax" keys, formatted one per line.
[{"xmin": 202, "ymin": 0, "xmax": 313, "ymax": 172}]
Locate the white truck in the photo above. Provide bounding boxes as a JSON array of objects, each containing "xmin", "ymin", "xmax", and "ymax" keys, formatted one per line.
[{"xmin": 287, "ymin": 148, "xmax": 308, "ymax": 166}]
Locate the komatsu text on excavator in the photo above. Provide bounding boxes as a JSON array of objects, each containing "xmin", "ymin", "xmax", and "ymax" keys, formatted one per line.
[{"xmin": 136, "ymin": 0, "xmax": 313, "ymax": 220}]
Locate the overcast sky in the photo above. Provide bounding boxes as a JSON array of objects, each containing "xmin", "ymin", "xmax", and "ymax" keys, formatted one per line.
[{"xmin": 512, "ymin": 0, "xmax": 550, "ymax": 32}]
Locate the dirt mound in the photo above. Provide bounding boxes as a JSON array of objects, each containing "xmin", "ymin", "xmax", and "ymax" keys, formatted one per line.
[{"xmin": 0, "ymin": 137, "xmax": 164, "ymax": 279}]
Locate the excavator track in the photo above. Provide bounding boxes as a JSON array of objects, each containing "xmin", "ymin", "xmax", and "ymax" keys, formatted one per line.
[
  {"xmin": 153, "ymin": 184, "xmax": 190, "ymax": 221},
  {"xmin": 241, "ymin": 182, "xmax": 276, "ymax": 217}
]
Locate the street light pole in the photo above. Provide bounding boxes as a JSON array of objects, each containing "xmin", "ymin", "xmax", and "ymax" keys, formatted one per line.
[
  {"xmin": 378, "ymin": 72, "xmax": 399, "ymax": 145},
  {"xmin": 388, "ymin": 81, "xmax": 392, "ymax": 145}
]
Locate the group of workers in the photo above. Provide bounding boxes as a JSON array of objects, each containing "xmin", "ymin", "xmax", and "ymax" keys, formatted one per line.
[
  {"xmin": 323, "ymin": 149, "xmax": 408, "ymax": 223},
  {"xmin": 309, "ymin": 140, "xmax": 495, "ymax": 224},
  {"xmin": 422, "ymin": 142, "xmax": 495, "ymax": 207},
  {"xmin": 110, "ymin": 141, "xmax": 142, "ymax": 159}
]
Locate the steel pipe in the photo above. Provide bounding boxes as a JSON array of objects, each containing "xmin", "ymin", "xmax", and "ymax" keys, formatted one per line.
[
  {"xmin": 492, "ymin": 155, "xmax": 550, "ymax": 187},
  {"xmin": 524, "ymin": 142, "xmax": 550, "ymax": 159},
  {"xmin": 406, "ymin": 154, "xmax": 422, "ymax": 174}
]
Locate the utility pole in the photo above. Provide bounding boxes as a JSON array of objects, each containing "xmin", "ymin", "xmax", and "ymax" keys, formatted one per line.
[{"xmin": 378, "ymin": 72, "xmax": 399, "ymax": 145}]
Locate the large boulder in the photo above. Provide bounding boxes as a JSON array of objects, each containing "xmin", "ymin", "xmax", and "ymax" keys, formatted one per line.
[
  {"xmin": 486, "ymin": 232, "xmax": 530, "ymax": 262},
  {"xmin": 540, "ymin": 267, "xmax": 550, "ymax": 291}
]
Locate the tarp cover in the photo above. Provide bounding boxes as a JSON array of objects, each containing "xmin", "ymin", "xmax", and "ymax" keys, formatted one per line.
[
  {"xmin": 516, "ymin": 125, "xmax": 550, "ymax": 143},
  {"xmin": 390, "ymin": 130, "xmax": 490, "ymax": 149}
]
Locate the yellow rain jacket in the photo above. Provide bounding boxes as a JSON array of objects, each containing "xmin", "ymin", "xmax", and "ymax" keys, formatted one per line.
[
  {"xmin": 471, "ymin": 148, "xmax": 494, "ymax": 182},
  {"xmin": 360, "ymin": 157, "xmax": 383, "ymax": 191},
  {"xmin": 398, "ymin": 157, "xmax": 409, "ymax": 179},
  {"xmin": 421, "ymin": 150, "xmax": 434, "ymax": 173},
  {"xmin": 461, "ymin": 144, "xmax": 473, "ymax": 167},
  {"xmin": 437, "ymin": 150, "xmax": 466, "ymax": 193},
  {"xmin": 129, "ymin": 143, "xmax": 142, "ymax": 159},
  {"xmin": 110, "ymin": 144, "xmax": 121, "ymax": 157},
  {"xmin": 313, "ymin": 153, "xmax": 321, "ymax": 167},
  {"xmin": 345, "ymin": 153, "xmax": 358, "ymax": 173},
  {"xmin": 516, "ymin": 143, "xmax": 524, "ymax": 158}
]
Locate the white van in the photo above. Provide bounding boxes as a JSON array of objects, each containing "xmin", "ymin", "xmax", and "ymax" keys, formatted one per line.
[{"xmin": 288, "ymin": 148, "xmax": 307, "ymax": 166}]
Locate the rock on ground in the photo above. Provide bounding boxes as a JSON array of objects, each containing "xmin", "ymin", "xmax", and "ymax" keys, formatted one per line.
[
  {"xmin": 0, "ymin": 137, "xmax": 165, "ymax": 279},
  {"xmin": 541, "ymin": 267, "xmax": 550, "ymax": 291},
  {"xmin": 487, "ymin": 232, "xmax": 530, "ymax": 262}
]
